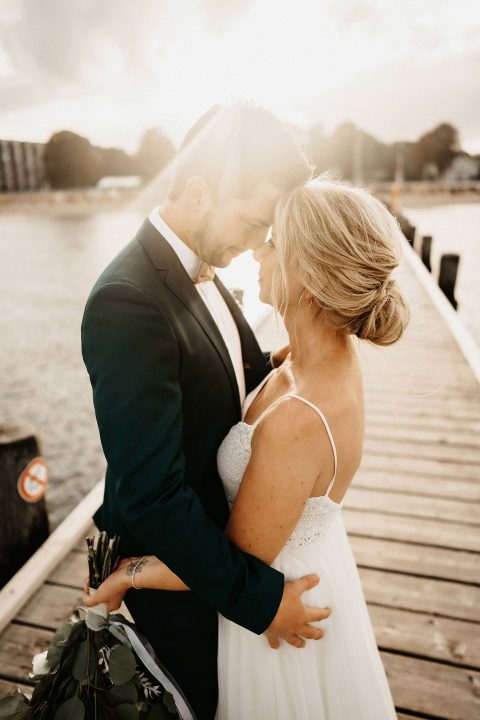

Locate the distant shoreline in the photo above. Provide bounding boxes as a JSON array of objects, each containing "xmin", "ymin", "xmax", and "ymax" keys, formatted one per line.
[
  {"xmin": 0, "ymin": 186, "xmax": 479, "ymax": 215},
  {"xmin": 0, "ymin": 188, "xmax": 142, "ymax": 215}
]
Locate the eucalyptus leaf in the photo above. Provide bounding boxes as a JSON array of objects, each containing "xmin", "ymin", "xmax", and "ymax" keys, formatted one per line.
[
  {"xmin": 107, "ymin": 681, "xmax": 138, "ymax": 707},
  {"xmin": 47, "ymin": 643, "xmax": 63, "ymax": 669},
  {"xmin": 109, "ymin": 644, "xmax": 137, "ymax": 685},
  {"xmin": 147, "ymin": 704, "xmax": 170, "ymax": 720},
  {"xmin": 53, "ymin": 696, "xmax": 85, "ymax": 720},
  {"xmin": 162, "ymin": 691, "xmax": 178, "ymax": 715},
  {"xmin": 0, "ymin": 691, "xmax": 30, "ymax": 718},
  {"xmin": 52, "ymin": 623, "xmax": 74, "ymax": 647},
  {"xmin": 72, "ymin": 640, "xmax": 95, "ymax": 681},
  {"xmin": 115, "ymin": 703, "xmax": 139, "ymax": 720}
]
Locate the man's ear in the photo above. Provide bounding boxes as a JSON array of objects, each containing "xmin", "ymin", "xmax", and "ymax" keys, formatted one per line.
[{"xmin": 183, "ymin": 176, "xmax": 212, "ymax": 215}]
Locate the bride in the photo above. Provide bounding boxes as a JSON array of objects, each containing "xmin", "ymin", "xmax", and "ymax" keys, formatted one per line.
[{"xmin": 86, "ymin": 179, "xmax": 409, "ymax": 719}]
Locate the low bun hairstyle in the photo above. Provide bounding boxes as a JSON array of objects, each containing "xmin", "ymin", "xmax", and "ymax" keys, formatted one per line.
[{"xmin": 273, "ymin": 179, "xmax": 410, "ymax": 347}]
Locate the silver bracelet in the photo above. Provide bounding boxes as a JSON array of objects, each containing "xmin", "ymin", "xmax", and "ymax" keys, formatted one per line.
[{"xmin": 131, "ymin": 555, "xmax": 147, "ymax": 590}]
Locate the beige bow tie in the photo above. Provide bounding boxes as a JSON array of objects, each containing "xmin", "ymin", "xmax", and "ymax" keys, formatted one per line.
[{"xmin": 194, "ymin": 262, "xmax": 216, "ymax": 284}]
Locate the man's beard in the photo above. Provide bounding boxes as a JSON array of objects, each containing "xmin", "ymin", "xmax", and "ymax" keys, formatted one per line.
[{"xmin": 192, "ymin": 214, "xmax": 226, "ymax": 267}]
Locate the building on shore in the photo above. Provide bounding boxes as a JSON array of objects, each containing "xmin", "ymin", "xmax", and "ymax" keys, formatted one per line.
[{"xmin": 0, "ymin": 140, "xmax": 46, "ymax": 192}]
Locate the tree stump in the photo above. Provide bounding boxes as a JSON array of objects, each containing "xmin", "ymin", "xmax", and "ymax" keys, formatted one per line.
[
  {"xmin": 438, "ymin": 254, "xmax": 460, "ymax": 310},
  {"xmin": 0, "ymin": 424, "xmax": 50, "ymax": 587}
]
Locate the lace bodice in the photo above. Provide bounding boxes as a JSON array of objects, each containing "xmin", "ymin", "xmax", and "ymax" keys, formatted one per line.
[{"xmin": 217, "ymin": 372, "xmax": 343, "ymax": 551}]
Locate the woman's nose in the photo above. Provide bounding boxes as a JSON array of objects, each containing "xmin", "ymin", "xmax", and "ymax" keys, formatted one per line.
[{"xmin": 253, "ymin": 243, "xmax": 267, "ymax": 263}]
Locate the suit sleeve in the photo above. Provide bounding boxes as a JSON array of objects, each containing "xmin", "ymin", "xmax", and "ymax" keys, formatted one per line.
[{"xmin": 81, "ymin": 281, "xmax": 284, "ymax": 634}]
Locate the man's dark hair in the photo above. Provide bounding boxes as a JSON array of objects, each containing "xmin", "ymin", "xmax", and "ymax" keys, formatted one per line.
[{"xmin": 168, "ymin": 103, "xmax": 312, "ymax": 202}]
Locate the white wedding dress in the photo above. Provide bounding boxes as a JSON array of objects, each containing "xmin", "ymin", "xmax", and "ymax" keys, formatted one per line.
[{"xmin": 215, "ymin": 370, "xmax": 397, "ymax": 720}]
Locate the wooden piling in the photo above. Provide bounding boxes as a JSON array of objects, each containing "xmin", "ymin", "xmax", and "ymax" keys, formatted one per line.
[
  {"xmin": 439, "ymin": 253, "xmax": 460, "ymax": 310},
  {"xmin": 420, "ymin": 235, "xmax": 432, "ymax": 272},
  {"xmin": 0, "ymin": 425, "xmax": 49, "ymax": 587}
]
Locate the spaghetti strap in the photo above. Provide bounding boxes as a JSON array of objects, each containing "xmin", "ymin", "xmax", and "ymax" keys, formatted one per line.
[
  {"xmin": 285, "ymin": 394, "xmax": 338, "ymax": 496},
  {"xmin": 253, "ymin": 393, "xmax": 338, "ymax": 498}
]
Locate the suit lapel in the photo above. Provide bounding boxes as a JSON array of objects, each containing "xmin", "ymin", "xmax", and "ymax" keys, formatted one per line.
[
  {"xmin": 137, "ymin": 220, "xmax": 241, "ymax": 410},
  {"xmin": 214, "ymin": 276, "xmax": 269, "ymax": 394}
]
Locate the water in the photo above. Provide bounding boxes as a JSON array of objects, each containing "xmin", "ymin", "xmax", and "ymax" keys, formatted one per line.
[
  {"xmin": 403, "ymin": 203, "xmax": 480, "ymax": 347},
  {"xmin": 1, "ymin": 203, "xmax": 478, "ymax": 528},
  {"xmin": 0, "ymin": 208, "xmax": 264, "ymax": 528}
]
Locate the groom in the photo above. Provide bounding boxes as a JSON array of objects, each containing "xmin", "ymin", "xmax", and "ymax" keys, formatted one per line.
[{"xmin": 82, "ymin": 104, "xmax": 323, "ymax": 719}]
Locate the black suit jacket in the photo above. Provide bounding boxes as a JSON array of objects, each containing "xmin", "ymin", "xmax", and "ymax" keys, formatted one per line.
[{"xmin": 81, "ymin": 219, "xmax": 284, "ymax": 636}]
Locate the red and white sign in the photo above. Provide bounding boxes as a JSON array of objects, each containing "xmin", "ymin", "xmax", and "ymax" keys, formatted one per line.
[{"xmin": 17, "ymin": 457, "xmax": 48, "ymax": 503}]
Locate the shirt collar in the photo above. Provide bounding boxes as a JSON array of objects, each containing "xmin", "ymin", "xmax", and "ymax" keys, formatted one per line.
[{"xmin": 148, "ymin": 206, "xmax": 202, "ymax": 280}]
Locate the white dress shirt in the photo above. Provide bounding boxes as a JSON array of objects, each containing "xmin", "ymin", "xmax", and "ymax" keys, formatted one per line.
[{"xmin": 148, "ymin": 206, "xmax": 246, "ymax": 406}]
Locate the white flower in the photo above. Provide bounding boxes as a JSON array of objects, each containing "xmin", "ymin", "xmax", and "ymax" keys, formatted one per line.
[{"xmin": 31, "ymin": 650, "xmax": 50, "ymax": 676}]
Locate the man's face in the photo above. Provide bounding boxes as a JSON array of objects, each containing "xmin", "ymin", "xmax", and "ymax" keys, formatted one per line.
[{"xmin": 193, "ymin": 182, "xmax": 284, "ymax": 267}]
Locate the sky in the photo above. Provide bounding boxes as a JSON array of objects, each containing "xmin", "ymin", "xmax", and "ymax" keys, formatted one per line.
[{"xmin": 1, "ymin": 0, "xmax": 479, "ymax": 154}]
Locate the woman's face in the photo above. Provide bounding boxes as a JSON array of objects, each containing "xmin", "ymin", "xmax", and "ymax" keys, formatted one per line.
[
  {"xmin": 253, "ymin": 229, "xmax": 280, "ymax": 306},
  {"xmin": 253, "ymin": 227, "xmax": 304, "ymax": 311}
]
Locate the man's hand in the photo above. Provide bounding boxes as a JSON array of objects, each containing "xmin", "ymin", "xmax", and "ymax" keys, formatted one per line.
[
  {"xmin": 270, "ymin": 344, "xmax": 290, "ymax": 369},
  {"xmin": 264, "ymin": 574, "xmax": 331, "ymax": 649}
]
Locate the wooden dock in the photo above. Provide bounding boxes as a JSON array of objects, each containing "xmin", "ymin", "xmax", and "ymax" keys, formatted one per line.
[{"xmin": 1, "ymin": 238, "xmax": 479, "ymax": 719}]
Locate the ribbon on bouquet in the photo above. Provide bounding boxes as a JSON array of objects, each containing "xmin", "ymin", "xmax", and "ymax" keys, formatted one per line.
[{"xmin": 84, "ymin": 601, "xmax": 196, "ymax": 720}]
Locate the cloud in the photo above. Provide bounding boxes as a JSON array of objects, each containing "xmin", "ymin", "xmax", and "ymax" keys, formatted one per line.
[
  {"xmin": 201, "ymin": 0, "xmax": 255, "ymax": 30},
  {"xmin": 0, "ymin": 0, "xmax": 168, "ymax": 112}
]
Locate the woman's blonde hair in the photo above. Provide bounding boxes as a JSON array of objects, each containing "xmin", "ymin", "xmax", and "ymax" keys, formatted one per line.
[{"xmin": 273, "ymin": 179, "xmax": 410, "ymax": 346}]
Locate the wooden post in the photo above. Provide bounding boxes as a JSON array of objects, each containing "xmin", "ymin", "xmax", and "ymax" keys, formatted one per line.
[
  {"xmin": 403, "ymin": 224, "xmax": 416, "ymax": 246},
  {"xmin": 421, "ymin": 235, "xmax": 432, "ymax": 272},
  {"xmin": 231, "ymin": 288, "xmax": 244, "ymax": 308},
  {"xmin": 0, "ymin": 425, "xmax": 49, "ymax": 587},
  {"xmin": 438, "ymin": 254, "xmax": 460, "ymax": 310}
]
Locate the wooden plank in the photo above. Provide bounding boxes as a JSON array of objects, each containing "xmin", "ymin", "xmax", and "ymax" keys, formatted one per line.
[
  {"xmin": 344, "ymin": 486, "xmax": 480, "ymax": 526},
  {"xmin": 366, "ymin": 422, "xmax": 480, "ymax": 448},
  {"xmin": 353, "ymin": 470, "xmax": 480, "ymax": 502},
  {"xmin": 16, "ymin": 584, "xmax": 83, "ymax": 630},
  {"xmin": 361, "ymin": 453, "xmax": 480, "ymax": 481},
  {"xmin": 343, "ymin": 509, "xmax": 480, "ymax": 552},
  {"xmin": 381, "ymin": 651, "xmax": 480, "ymax": 720},
  {"xmin": 346, "ymin": 487, "xmax": 480, "ymax": 525},
  {"xmin": 364, "ymin": 438, "xmax": 480, "ymax": 466},
  {"xmin": 364, "ymin": 392, "xmax": 480, "ymax": 412},
  {"xmin": 360, "ymin": 567, "xmax": 480, "ymax": 622},
  {"xmin": 370, "ymin": 605, "xmax": 480, "ymax": 667},
  {"xmin": 50, "ymin": 550, "xmax": 88, "ymax": 589},
  {"xmin": 0, "ymin": 624, "xmax": 53, "ymax": 686},
  {"xmin": 350, "ymin": 535, "xmax": 480, "ymax": 584},
  {"xmin": 0, "ymin": 678, "xmax": 34, "ymax": 699},
  {"xmin": 366, "ymin": 412, "xmax": 480, "ymax": 435}
]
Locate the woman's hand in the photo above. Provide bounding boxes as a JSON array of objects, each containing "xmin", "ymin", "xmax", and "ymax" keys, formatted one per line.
[{"xmin": 83, "ymin": 557, "xmax": 137, "ymax": 612}]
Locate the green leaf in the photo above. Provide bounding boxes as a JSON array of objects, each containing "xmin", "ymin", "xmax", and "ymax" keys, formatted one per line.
[
  {"xmin": 163, "ymin": 691, "xmax": 178, "ymax": 715},
  {"xmin": 0, "ymin": 691, "xmax": 31, "ymax": 718},
  {"xmin": 108, "ymin": 644, "xmax": 137, "ymax": 685},
  {"xmin": 72, "ymin": 640, "xmax": 96, "ymax": 681},
  {"xmin": 107, "ymin": 681, "xmax": 138, "ymax": 707},
  {"xmin": 54, "ymin": 696, "xmax": 85, "ymax": 720},
  {"xmin": 147, "ymin": 704, "xmax": 170, "ymax": 720},
  {"xmin": 115, "ymin": 704, "xmax": 139, "ymax": 720},
  {"xmin": 53, "ymin": 623, "xmax": 74, "ymax": 646}
]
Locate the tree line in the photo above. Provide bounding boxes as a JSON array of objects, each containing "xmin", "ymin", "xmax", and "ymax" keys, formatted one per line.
[
  {"xmin": 43, "ymin": 121, "xmax": 478, "ymax": 189},
  {"xmin": 44, "ymin": 129, "xmax": 175, "ymax": 189}
]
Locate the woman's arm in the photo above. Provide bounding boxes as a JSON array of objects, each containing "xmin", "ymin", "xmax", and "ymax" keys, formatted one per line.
[
  {"xmin": 84, "ymin": 556, "xmax": 189, "ymax": 612},
  {"xmin": 225, "ymin": 397, "xmax": 334, "ymax": 564}
]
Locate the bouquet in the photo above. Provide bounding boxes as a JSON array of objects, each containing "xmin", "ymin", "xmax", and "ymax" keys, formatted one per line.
[{"xmin": 0, "ymin": 532, "xmax": 196, "ymax": 720}]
